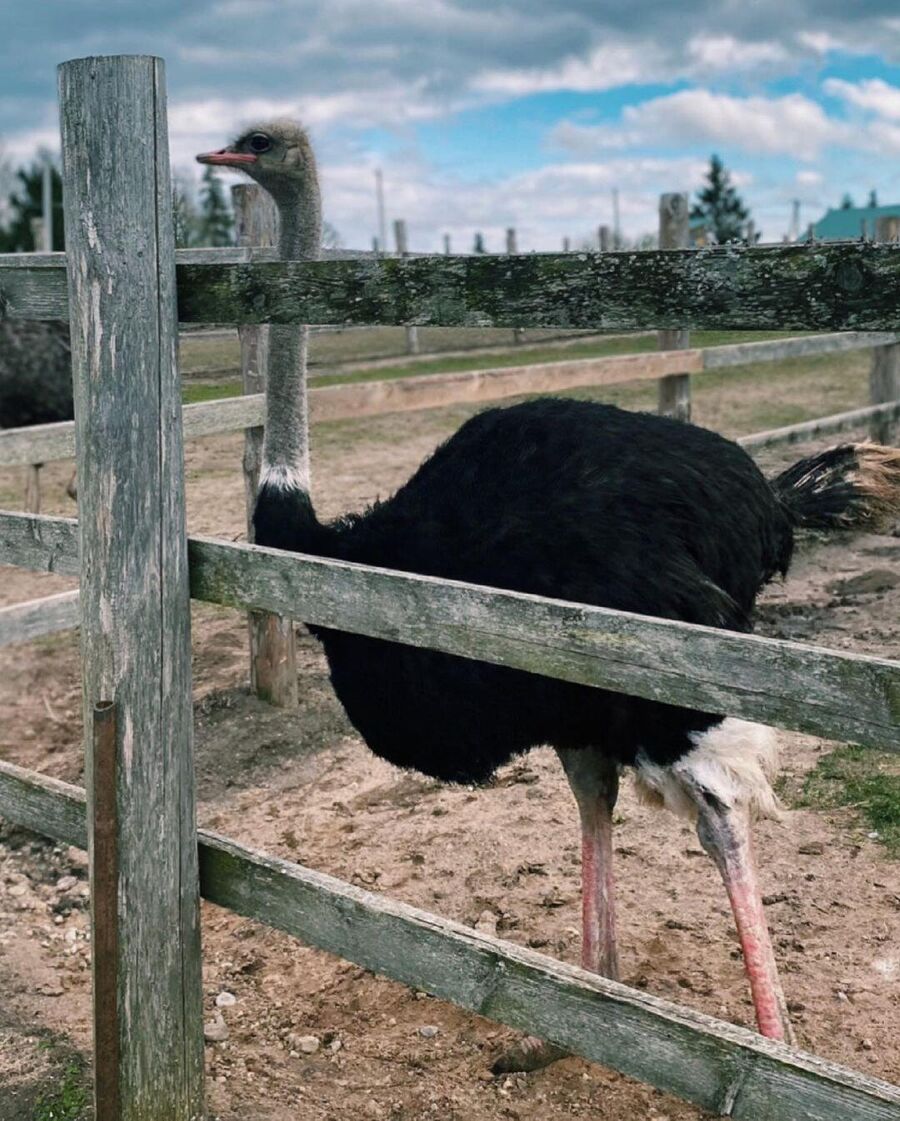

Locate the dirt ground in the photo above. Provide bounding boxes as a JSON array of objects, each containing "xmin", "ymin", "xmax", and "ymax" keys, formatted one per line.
[{"xmin": 1, "ymin": 382, "xmax": 899, "ymax": 1119}]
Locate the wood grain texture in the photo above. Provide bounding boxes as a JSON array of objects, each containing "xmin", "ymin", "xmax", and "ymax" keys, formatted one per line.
[
  {"xmin": 183, "ymin": 535, "xmax": 900, "ymax": 752},
  {"xmin": 869, "ymin": 344, "xmax": 900, "ymax": 443},
  {"xmin": 58, "ymin": 54, "xmax": 204, "ymax": 1120},
  {"xmin": 1, "ymin": 759, "xmax": 898, "ymax": 1121},
  {"xmin": 168, "ymin": 243, "xmax": 900, "ymax": 330},
  {"xmin": 657, "ymin": 193, "xmax": 692, "ymax": 421},
  {"xmin": 0, "ymin": 590, "xmax": 79, "ymax": 647},
  {"xmin": 233, "ymin": 184, "xmax": 298, "ymax": 707},
  {"xmin": 6, "ymin": 243, "xmax": 900, "ymax": 328},
  {"xmin": 0, "ymin": 511, "xmax": 897, "ymax": 752}
]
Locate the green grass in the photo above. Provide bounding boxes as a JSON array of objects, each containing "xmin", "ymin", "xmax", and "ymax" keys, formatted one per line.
[
  {"xmin": 32, "ymin": 1052, "xmax": 89, "ymax": 1121},
  {"xmin": 791, "ymin": 745, "xmax": 900, "ymax": 857},
  {"xmin": 182, "ymin": 380, "xmax": 244, "ymax": 404}
]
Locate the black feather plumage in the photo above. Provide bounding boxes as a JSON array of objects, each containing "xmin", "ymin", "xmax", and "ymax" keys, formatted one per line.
[{"xmin": 255, "ymin": 398, "xmax": 804, "ymax": 783}]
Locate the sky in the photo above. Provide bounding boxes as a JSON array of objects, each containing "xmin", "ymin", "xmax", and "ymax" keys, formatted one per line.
[{"xmin": 1, "ymin": 1, "xmax": 900, "ymax": 251}]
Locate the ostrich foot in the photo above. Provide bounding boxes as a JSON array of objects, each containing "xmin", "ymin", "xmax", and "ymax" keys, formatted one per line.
[{"xmin": 491, "ymin": 1036, "xmax": 568, "ymax": 1074}]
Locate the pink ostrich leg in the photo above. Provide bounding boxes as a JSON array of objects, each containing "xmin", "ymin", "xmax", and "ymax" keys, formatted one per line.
[
  {"xmin": 492, "ymin": 748, "xmax": 619, "ymax": 1074},
  {"xmin": 695, "ymin": 797, "xmax": 796, "ymax": 1045},
  {"xmin": 561, "ymin": 748, "xmax": 620, "ymax": 978}
]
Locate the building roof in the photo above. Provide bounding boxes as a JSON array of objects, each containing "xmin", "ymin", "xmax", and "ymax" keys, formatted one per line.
[{"xmin": 800, "ymin": 203, "xmax": 900, "ymax": 241}]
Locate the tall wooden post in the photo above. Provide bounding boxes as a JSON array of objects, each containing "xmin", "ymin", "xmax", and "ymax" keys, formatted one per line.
[
  {"xmin": 870, "ymin": 343, "xmax": 900, "ymax": 444},
  {"xmin": 59, "ymin": 55, "xmax": 204, "ymax": 1120},
  {"xmin": 657, "ymin": 193, "xmax": 692, "ymax": 421},
  {"xmin": 506, "ymin": 229, "xmax": 525, "ymax": 345},
  {"xmin": 233, "ymin": 184, "xmax": 298, "ymax": 706},
  {"xmin": 394, "ymin": 219, "xmax": 419, "ymax": 355}
]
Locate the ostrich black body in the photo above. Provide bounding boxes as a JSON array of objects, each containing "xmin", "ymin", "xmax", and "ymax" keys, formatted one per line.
[{"xmin": 254, "ymin": 398, "xmax": 814, "ymax": 784}]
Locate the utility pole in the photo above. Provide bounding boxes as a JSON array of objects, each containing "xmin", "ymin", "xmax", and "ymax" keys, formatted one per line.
[
  {"xmin": 42, "ymin": 160, "xmax": 53, "ymax": 251},
  {"xmin": 375, "ymin": 167, "xmax": 387, "ymax": 257}
]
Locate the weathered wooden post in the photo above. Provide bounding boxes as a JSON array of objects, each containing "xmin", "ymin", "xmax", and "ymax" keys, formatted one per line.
[
  {"xmin": 598, "ymin": 225, "xmax": 611, "ymax": 252},
  {"xmin": 657, "ymin": 193, "xmax": 692, "ymax": 421},
  {"xmin": 870, "ymin": 342, "xmax": 900, "ymax": 444},
  {"xmin": 59, "ymin": 54, "xmax": 204, "ymax": 1119},
  {"xmin": 506, "ymin": 228, "xmax": 525, "ymax": 345},
  {"xmin": 233, "ymin": 184, "xmax": 298, "ymax": 706},
  {"xmin": 394, "ymin": 219, "xmax": 419, "ymax": 355},
  {"xmin": 24, "ymin": 464, "xmax": 41, "ymax": 513}
]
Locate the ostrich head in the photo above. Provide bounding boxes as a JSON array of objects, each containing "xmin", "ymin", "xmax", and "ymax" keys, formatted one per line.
[{"xmin": 197, "ymin": 119, "xmax": 319, "ymax": 215}]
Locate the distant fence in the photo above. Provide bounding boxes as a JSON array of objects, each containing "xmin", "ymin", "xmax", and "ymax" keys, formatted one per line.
[{"xmin": 0, "ymin": 55, "xmax": 899, "ymax": 1121}]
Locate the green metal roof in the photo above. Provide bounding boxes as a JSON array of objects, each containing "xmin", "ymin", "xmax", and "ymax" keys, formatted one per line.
[{"xmin": 800, "ymin": 203, "xmax": 900, "ymax": 241}]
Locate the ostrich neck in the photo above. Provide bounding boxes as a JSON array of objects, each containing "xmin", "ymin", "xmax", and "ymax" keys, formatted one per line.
[{"xmin": 261, "ymin": 173, "xmax": 323, "ymax": 493}]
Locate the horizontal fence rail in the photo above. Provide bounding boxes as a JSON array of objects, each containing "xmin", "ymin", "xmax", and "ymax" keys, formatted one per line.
[
  {"xmin": 0, "ymin": 590, "xmax": 79, "ymax": 647},
  {"xmin": 1, "ymin": 512, "xmax": 897, "ymax": 752},
  {"xmin": 1, "ymin": 333, "xmax": 897, "ymax": 468},
  {"xmin": 4, "ymin": 243, "xmax": 900, "ymax": 329},
  {"xmin": 0, "ymin": 759, "xmax": 898, "ymax": 1121}
]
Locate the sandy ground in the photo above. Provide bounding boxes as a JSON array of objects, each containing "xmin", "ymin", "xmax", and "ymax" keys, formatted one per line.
[{"xmin": 0, "ymin": 394, "xmax": 899, "ymax": 1120}]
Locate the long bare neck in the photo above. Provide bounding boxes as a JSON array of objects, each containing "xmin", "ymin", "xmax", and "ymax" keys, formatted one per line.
[{"xmin": 261, "ymin": 166, "xmax": 323, "ymax": 493}]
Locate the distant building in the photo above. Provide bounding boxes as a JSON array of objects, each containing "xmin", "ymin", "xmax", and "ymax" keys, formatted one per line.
[{"xmin": 799, "ymin": 203, "xmax": 900, "ymax": 241}]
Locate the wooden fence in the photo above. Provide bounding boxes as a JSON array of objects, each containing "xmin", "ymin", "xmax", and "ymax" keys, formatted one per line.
[{"xmin": 0, "ymin": 54, "xmax": 899, "ymax": 1120}]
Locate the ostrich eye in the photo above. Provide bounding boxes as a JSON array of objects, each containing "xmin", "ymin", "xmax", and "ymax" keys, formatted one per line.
[{"xmin": 248, "ymin": 133, "xmax": 271, "ymax": 153}]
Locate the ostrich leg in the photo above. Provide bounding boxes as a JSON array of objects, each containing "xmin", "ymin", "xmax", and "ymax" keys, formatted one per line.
[
  {"xmin": 692, "ymin": 795, "xmax": 796, "ymax": 1045},
  {"xmin": 493, "ymin": 748, "xmax": 619, "ymax": 1073}
]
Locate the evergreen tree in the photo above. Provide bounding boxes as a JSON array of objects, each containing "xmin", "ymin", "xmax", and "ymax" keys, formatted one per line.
[
  {"xmin": 690, "ymin": 155, "xmax": 750, "ymax": 243},
  {"xmin": 840, "ymin": 192, "xmax": 854, "ymax": 210},
  {"xmin": 473, "ymin": 231, "xmax": 486, "ymax": 253},
  {"xmin": 868, "ymin": 188, "xmax": 878, "ymax": 209},
  {"xmin": 0, "ymin": 157, "xmax": 65, "ymax": 252},
  {"xmin": 198, "ymin": 165, "xmax": 233, "ymax": 246}
]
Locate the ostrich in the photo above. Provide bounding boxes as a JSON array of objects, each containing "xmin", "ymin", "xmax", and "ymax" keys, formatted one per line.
[{"xmin": 199, "ymin": 123, "xmax": 900, "ymax": 1068}]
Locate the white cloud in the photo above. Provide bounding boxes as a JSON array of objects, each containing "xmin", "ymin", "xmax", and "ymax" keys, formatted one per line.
[
  {"xmin": 687, "ymin": 35, "xmax": 789, "ymax": 72},
  {"xmin": 795, "ymin": 169, "xmax": 822, "ymax": 186},
  {"xmin": 473, "ymin": 43, "xmax": 667, "ymax": 96},
  {"xmin": 824, "ymin": 77, "xmax": 900, "ymax": 121},
  {"xmin": 551, "ymin": 89, "xmax": 849, "ymax": 161}
]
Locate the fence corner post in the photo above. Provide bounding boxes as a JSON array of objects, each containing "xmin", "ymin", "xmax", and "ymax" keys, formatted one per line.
[
  {"xmin": 233, "ymin": 183, "xmax": 298, "ymax": 707},
  {"xmin": 59, "ymin": 53, "xmax": 204, "ymax": 1119},
  {"xmin": 657, "ymin": 192, "xmax": 692, "ymax": 422}
]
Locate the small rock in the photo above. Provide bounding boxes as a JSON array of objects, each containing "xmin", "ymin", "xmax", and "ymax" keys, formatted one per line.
[
  {"xmin": 859, "ymin": 1039, "xmax": 874, "ymax": 1052},
  {"xmin": 204, "ymin": 1013, "xmax": 229, "ymax": 1043},
  {"xmin": 418, "ymin": 1025, "xmax": 439, "ymax": 1038},
  {"xmin": 6, "ymin": 883, "xmax": 27, "ymax": 897},
  {"xmin": 474, "ymin": 910, "xmax": 498, "ymax": 937},
  {"xmin": 787, "ymin": 999, "xmax": 806, "ymax": 1013},
  {"xmin": 65, "ymin": 846, "xmax": 88, "ymax": 869},
  {"xmin": 798, "ymin": 841, "xmax": 825, "ymax": 856},
  {"xmin": 296, "ymin": 1035, "xmax": 320, "ymax": 1054},
  {"xmin": 867, "ymin": 831, "xmax": 880, "ymax": 840},
  {"xmin": 56, "ymin": 876, "xmax": 78, "ymax": 893},
  {"xmin": 215, "ymin": 991, "xmax": 236, "ymax": 1008}
]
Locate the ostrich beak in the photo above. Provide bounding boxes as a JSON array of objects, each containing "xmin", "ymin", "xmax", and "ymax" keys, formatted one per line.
[{"xmin": 196, "ymin": 148, "xmax": 258, "ymax": 167}]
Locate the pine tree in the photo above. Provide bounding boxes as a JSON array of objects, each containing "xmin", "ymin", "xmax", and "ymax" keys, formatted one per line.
[
  {"xmin": 473, "ymin": 231, "xmax": 486, "ymax": 253},
  {"xmin": 868, "ymin": 188, "xmax": 878, "ymax": 209},
  {"xmin": 690, "ymin": 155, "xmax": 750, "ymax": 244},
  {"xmin": 840, "ymin": 193, "xmax": 854, "ymax": 210},
  {"xmin": 198, "ymin": 165, "xmax": 233, "ymax": 246},
  {"xmin": 0, "ymin": 157, "xmax": 65, "ymax": 252}
]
